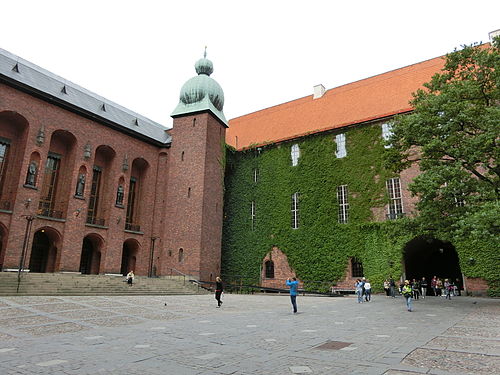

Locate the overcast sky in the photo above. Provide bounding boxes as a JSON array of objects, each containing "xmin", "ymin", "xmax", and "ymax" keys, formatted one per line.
[{"xmin": 1, "ymin": 1, "xmax": 499, "ymax": 128}]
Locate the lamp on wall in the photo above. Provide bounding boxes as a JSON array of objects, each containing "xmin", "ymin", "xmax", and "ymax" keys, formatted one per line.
[{"xmin": 83, "ymin": 142, "xmax": 91, "ymax": 160}]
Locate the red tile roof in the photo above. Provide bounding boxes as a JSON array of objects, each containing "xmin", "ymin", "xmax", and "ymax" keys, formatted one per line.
[{"xmin": 226, "ymin": 55, "xmax": 445, "ymax": 150}]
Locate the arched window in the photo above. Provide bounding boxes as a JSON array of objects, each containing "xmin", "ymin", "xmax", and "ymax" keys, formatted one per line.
[
  {"xmin": 351, "ymin": 257, "xmax": 364, "ymax": 278},
  {"xmin": 265, "ymin": 260, "xmax": 275, "ymax": 279},
  {"xmin": 178, "ymin": 248, "xmax": 184, "ymax": 263}
]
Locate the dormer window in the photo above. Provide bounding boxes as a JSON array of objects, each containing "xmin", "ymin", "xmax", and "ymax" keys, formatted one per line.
[
  {"xmin": 382, "ymin": 123, "xmax": 394, "ymax": 148},
  {"xmin": 291, "ymin": 144, "xmax": 300, "ymax": 166},
  {"xmin": 335, "ymin": 134, "xmax": 346, "ymax": 158}
]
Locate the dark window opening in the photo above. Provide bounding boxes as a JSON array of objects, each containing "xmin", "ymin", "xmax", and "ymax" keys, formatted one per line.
[
  {"xmin": 265, "ymin": 260, "xmax": 275, "ymax": 279},
  {"xmin": 351, "ymin": 257, "xmax": 364, "ymax": 277}
]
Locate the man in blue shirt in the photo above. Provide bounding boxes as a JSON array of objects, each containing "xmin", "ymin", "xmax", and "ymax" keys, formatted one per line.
[{"xmin": 286, "ymin": 277, "xmax": 299, "ymax": 313}]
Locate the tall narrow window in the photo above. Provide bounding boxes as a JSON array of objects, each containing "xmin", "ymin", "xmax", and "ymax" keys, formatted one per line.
[
  {"xmin": 335, "ymin": 133, "xmax": 346, "ymax": 158},
  {"xmin": 351, "ymin": 257, "xmax": 364, "ymax": 277},
  {"xmin": 386, "ymin": 178, "xmax": 404, "ymax": 219},
  {"xmin": 0, "ymin": 139, "xmax": 11, "ymax": 196},
  {"xmin": 38, "ymin": 153, "xmax": 61, "ymax": 217},
  {"xmin": 265, "ymin": 260, "xmax": 275, "ymax": 279},
  {"xmin": 337, "ymin": 185, "xmax": 349, "ymax": 224},
  {"xmin": 382, "ymin": 123, "xmax": 394, "ymax": 148},
  {"xmin": 251, "ymin": 201, "xmax": 256, "ymax": 230},
  {"xmin": 126, "ymin": 177, "xmax": 138, "ymax": 230},
  {"xmin": 291, "ymin": 144, "xmax": 300, "ymax": 166},
  {"xmin": 87, "ymin": 166, "xmax": 102, "ymax": 225},
  {"xmin": 291, "ymin": 192, "xmax": 300, "ymax": 229}
]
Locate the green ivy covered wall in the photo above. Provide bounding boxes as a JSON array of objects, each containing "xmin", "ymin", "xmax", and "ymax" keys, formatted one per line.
[{"xmin": 221, "ymin": 122, "xmax": 497, "ymax": 294}]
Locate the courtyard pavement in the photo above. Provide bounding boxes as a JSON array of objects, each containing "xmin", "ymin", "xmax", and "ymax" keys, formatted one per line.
[{"xmin": 0, "ymin": 292, "xmax": 498, "ymax": 375}]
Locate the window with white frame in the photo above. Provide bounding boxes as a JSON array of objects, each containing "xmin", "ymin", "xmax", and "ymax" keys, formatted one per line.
[
  {"xmin": 291, "ymin": 144, "xmax": 300, "ymax": 166},
  {"xmin": 251, "ymin": 201, "xmax": 256, "ymax": 230},
  {"xmin": 335, "ymin": 133, "xmax": 346, "ymax": 158},
  {"xmin": 337, "ymin": 185, "xmax": 349, "ymax": 224},
  {"xmin": 253, "ymin": 168, "xmax": 258, "ymax": 183},
  {"xmin": 386, "ymin": 178, "xmax": 404, "ymax": 219},
  {"xmin": 381, "ymin": 123, "xmax": 394, "ymax": 148},
  {"xmin": 291, "ymin": 192, "xmax": 300, "ymax": 229}
]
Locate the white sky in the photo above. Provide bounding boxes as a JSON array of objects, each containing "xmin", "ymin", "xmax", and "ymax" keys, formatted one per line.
[{"xmin": 1, "ymin": 1, "xmax": 499, "ymax": 128}]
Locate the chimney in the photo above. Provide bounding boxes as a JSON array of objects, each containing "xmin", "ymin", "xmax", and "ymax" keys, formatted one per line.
[
  {"xmin": 489, "ymin": 29, "xmax": 500, "ymax": 42},
  {"xmin": 313, "ymin": 84, "xmax": 326, "ymax": 99}
]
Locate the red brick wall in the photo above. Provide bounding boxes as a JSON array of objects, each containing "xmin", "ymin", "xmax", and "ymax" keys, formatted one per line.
[
  {"xmin": 162, "ymin": 112, "xmax": 225, "ymax": 280},
  {"xmin": 261, "ymin": 247, "xmax": 300, "ymax": 289},
  {"xmin": 0, "ymin": 82, "xmax": 166, "ymax": 275},
  {"xmin": 464, "ymin": 277, "xmax": 489, "ymax": 296}
]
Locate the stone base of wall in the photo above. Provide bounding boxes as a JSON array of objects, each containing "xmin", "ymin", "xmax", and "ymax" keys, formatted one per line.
[{"xmin": 464, "ymin": 277, "xmax": 489, "ymax": 296}]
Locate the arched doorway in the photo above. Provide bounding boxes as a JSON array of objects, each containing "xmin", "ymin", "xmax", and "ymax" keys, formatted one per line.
[
  {"xmin": 79, "ymin": 236, "xmax": 102, "ymax": 275},
  {"xmin": 404, "ymin": 236, "xmax": 463, "ymax": 292},
  {"xmin": 29, "ymin": 229, "xmax": 58, "ymax": 273},
  {"xmin": 120, "ymin": 239, "xmax": 138, "ymax": 276}
]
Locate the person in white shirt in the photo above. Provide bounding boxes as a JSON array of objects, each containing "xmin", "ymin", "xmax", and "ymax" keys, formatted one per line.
[{"xmin": 364, "ymin": 279, "xmax": 372, "ymax": 302}]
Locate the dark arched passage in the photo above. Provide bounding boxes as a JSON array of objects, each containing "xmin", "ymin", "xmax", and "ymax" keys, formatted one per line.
[
  {"xmin": 29, "ymin": 229, "xmax": 59, "ymax": 273},
  {"xmin": 404, "ymin": 236, "xmax": 463, "ymax": 288}
]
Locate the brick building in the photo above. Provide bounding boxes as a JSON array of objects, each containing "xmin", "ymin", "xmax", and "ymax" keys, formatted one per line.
[
  {"xmin": 223, "ymin": 45, "xmax": 493, "ymax": 295},
  {"xmin": 0, "ymin": 48, "xmax": 226, "ymax": 281}
]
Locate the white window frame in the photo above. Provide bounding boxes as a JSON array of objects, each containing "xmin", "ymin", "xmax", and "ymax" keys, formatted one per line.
[
  {"xmin": 251, "ymin": 201, "xmax": 256, "ymax": 230},
  {"xmin": 386, "ymin": 178, "xmax": 404, "ymax": 219},
  {"xmin": 291, "ymin": 144, "xmax": 300, "ymax": 166},
  {"xmin": 291, "ymin": 192, "xmax": 300, "ymax": 229},
  {"xmin": 337, "ymin": 185, "xmax": 349, "ymax": 224},
  {"xmin": 381, "ymin": 123, "xmax": 394, "ymax": 148},
  {"xmin": 335, "ymin": 133, "xmax": 346, "ymax": 158}
]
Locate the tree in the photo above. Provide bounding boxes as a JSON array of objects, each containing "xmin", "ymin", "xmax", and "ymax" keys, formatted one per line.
[{"xmin": 385, "ymin": 38, "xmax": 499, "ymax": 236}]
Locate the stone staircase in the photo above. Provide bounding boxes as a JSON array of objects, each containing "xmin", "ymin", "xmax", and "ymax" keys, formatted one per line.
[{"xmin": 0, "ymin": 272, "xmax": 208, "ymax": 296}]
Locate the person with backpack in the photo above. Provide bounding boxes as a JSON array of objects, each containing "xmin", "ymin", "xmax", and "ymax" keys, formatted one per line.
[{"xmin": 402, "ymin": 280, "xmax": 413, "ymax": 312}]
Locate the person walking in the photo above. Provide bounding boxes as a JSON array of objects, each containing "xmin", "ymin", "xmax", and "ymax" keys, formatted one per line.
[
  {"xmin": 420, "ymin": 277, "xmax": 428, "ymax": 298},
  {"xmin": 402, "ymin": 280, "xmax": 413, "ymax": 312},
  {"xmin": 364, "ymin": 279, "xmax": 372, "ymax": 302},
  {"xmin": 126, "ymin": 270, "xmax": 134, "ymax": 286},
  {"xmin": 431, "ymin": 276, "xmax": 438, "ymax": 296},
  {"xmin": 215, "ymin": 276, "xmax": 224, "ymax": 307},
  {"xmin": 383, "ymin": 279, "xmax": 390, "ymax": 297},
  {"xmin": 444, "ymin": 279, "xmax": 452, "ymax": 300},
  {"xmin": 286, "ymin": 277, "xmax": 299, "ymax": 313},
  {"xmin": 389, "ymin": 276, "xmax": 396, "ymax": 298},
  {"xmin": 355, "ymin": 279, "xmax": 364, "ymax": 303},
  {"xmin": 412, "ymin": 279, "xmax": 420, "ymax": 300}
]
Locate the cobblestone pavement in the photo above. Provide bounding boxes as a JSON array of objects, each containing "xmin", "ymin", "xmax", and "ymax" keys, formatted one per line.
[{"xmin": 0, "ymin": 293, "xmax": 498, "ymax": 374}]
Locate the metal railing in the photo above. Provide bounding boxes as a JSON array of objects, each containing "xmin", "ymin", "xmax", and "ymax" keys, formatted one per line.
[
  {"xmin": 86, "ymin": 216, "xmax": 106, "ymax": 226},
  {"xmin": 386, "ymin": 212, "xmax": 406, "ymax": 220},
  {"xmin": 0, "ymin": 200, "xmax": 12, "ymax": 211},
  {"xmin": 37, "ymin": 208, "xmax": 63, "ymax": 219},
  {"xmin": 125, "ymin": 222, "xmax": 141, "ymax": 232}
]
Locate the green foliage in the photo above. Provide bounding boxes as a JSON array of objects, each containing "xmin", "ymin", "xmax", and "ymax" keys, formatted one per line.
[
  {"xmin": 222, "ymin": 40, "xmax": 499, "ymax": 295},
  {"xmin": 383, "ymin": 40, "xmax": 500, "ymax": 294},
  {"xmin": 222, "ymin": 125, "xmax": 407, "ymax": 291}
]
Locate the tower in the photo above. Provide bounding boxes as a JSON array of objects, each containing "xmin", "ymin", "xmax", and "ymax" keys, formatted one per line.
[{"xmin": 164, "ymin": 52, "xmax": 227, "ymax": 281}]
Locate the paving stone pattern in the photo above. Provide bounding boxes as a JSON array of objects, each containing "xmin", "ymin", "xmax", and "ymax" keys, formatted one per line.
[{"xmin": 0, "ymin": 294, "xmax": 498, "ymax": 374}]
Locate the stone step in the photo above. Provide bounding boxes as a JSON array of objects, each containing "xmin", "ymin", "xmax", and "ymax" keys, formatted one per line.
[{"xmin": 0, "ymin": 272, "xmax": 207, "ymax": 296}]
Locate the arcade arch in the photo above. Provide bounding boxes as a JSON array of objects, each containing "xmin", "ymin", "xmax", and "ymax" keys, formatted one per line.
[
  {"xmin": 121, "ymin": 239, "xmax": 139, "ymax": 276},
  {"xmin": 404, "ymin": 236, "xmax": 463, "ymax": 292},
  {"xmin": 28, "ymin": 227, "xmax": 61, "ymax": 273},
  {"xmin": 79, "ymin": 234, "xmax": 103, "ymax": 274}
]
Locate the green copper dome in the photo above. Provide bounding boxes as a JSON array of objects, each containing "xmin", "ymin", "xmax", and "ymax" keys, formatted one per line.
[{"xmin": 172, "ymin": 52, "xmax": 227, "ymax": 126}]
